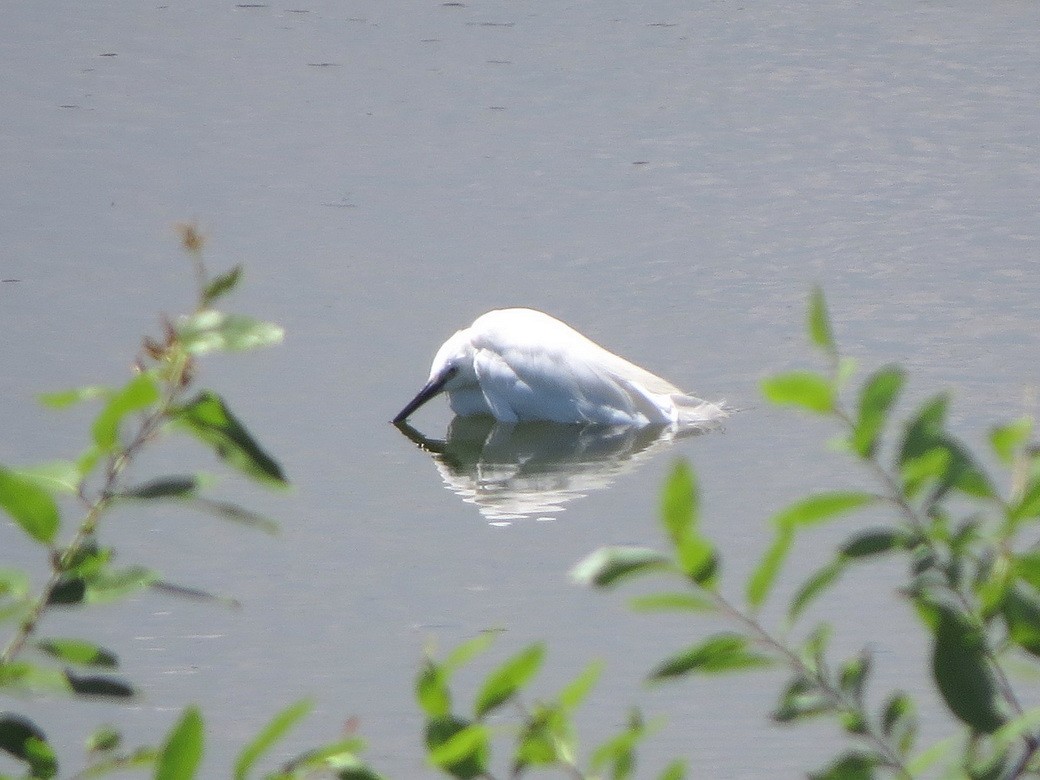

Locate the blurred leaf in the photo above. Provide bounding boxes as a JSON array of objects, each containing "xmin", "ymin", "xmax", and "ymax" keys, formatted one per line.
[
  {"xmin": 202, "ymin": 264, "xmax": 243, "ymax": 306},
  {"xmin": 789, "ymin": 560, "xmax": 845, "ymax": 622},
  {"xmin": 190, "ymin": 498, "xmax": 279, "ymax": 535},
  {"xmin": 881, "ymin": 692, "xmax": 916, "ymax": 756},
  {"xmin": 762, "ymin": 371, "xmax": 836, "ymax": 414},
  {"xmin": 1015, "ymin": 550, "xmax": 1040, "ymax": 590},
  {"xmin": 658, "ymin": 760, "xmax": 687, "ymax": 780},
  {"xmin": 424, "ymin": 716, "xmax": 487, "ymax": 779},
  {"xmin": 278, "ymin": 736, "xmax": 369, "ymax": 774},
  {"xmin": 840, "ymin": 529, "xmax": 906, "ymax": 558},
  {"xmin": 0, "ymin": 567, "xmax": 31, "ymax": 602},
  {"xmin": 775, "ymin": 491, "xmax": 877, "ymax": 530},
  {"xmin": 931, "ymin": 606, "xmax": 1005, "ymax": 734},
  {"xmin": 85, "ymin": 566, "xmax": 160, "ymax": 604},
  {"xmin": 851, "ymin": 365, "xmax": 905, "ymax": 458},
  {"xmin": 1002, "ymin": 586, "xmax": 1040, "ymax": 657},
  {"xmin": 590, "ymin": 709, "xmax": 650, "ymax": 779},
  {"xmin": 808, "ymin": 751, "xmax": 877, "ymax": 780},
  {"xmin": 156, "ymin": 706, "xmax": 204, "ymax": 780},
  {"xmin": 234, "ymin": 698, "xmax": 312, "ymax": 780},
  {"xmin": 91, "ymin": 372, "xmax": 160, "ymax": 451},
  {"xmin": 443, "ymin": 632, "xmax": 496, "ymax": 672},
  {"xmin": 1008, "ymin": 477, "xmax": 1040, "ymax": 527},
  {"xmin": 838, "ymin": 653, "xmax": 871, "ymax": 702},
  {"xmin": 0, "ymin": 660, "xmax": 69, "ymax": 695},
  {"xmin": 747, "ymin": 525, "xmax": 794, "ymax": 611},
  {"xmin": 649, "ymin": 634, "xmax": 772, "ymax": 680},
  {"xmin": 76, "ymin": 747, "xmax": 159, "ymax": 778},
  {"xmin": 47, "ymin": 577, "xmax": 87, "ymax": 605},
  {"xmin": 416, "ymin": 660, "xmax": 451, "ymax": 718},
  {"xmin": 85, "ymin": 725, "xmax": 121, "ymax": 753},
  {"xmin": 773, "ymin": 676, "xmax": 831, "ymax": 723},
  {"xmin": 0, "ymin": 466, "xmax": 60, "ymax": 544},
  {"xmin": 660, "ymin": 460, "xmax": 697, "ymax": 546},
  {"xmin": 118, "ymin": 476, "xmax": 199, "ymax": 499},
  {"xmin": 36, "ymin": 638, "xmax": 117, "ymax": 668},
  {"xmin": 37, "ymin": 385, "xmax": 108, "ymax": 409},
  {"xmin": 11, "ymin": 461, "xmax": 81, "ymax": 494},
  {"xmin": 557, "ymin": 659, "xmax": 603, "ymax": 712},
  {"xmin": 807, "ymin": 286, "xmax": 837, "ymax": 357},
  {"xmin": 64, "ymin": 670, "xmax": 134, "ymax": 698},
  {"xmin": 570, "ymin": 546, "xmax": 671, "ymax": 588},
  {"xmin": 176, "ymin": 310, "xmax": 284, "ymax": 354},
  {"xmin": 628, "ymin": 592, "xmax": 714, "ymax": 614},
  {"xmin": 513, "ymin": 705, "xmax": 562, "ymax": 770},
  {"xmin": 474, "ymin": 643, "xmax": 544, "ymax": 718},
  {"xmin": 170, "ymin": 391, "xmax": 287, "ymax": 486},
  {"xmin": 0, "ymin": 714, "xmax": 57, "ymax": 778},
  {"xmin": 990, "ymin": 417, "xmax": 1033, "ymax": 465}
]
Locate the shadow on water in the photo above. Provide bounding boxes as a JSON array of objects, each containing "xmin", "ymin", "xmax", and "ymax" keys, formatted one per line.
[{"xmin": 394, "ymin": 416, "xmax": 718, "ymax": 525}]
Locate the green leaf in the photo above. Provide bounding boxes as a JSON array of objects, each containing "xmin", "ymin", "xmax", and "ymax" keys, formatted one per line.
[
  {"xmin": 37, "ymin": 385, "xmax": 108, "ymax": 409},
  {"xmin": 627, "ymin": 592, "xmax": 714, "ymax": 614},
  {"xmin": 840, "ymin": 529, "xmax": 906, "ymax": 558},
  {"xmin": 747, "ymin": 525, "xmax": 794, "ymax": 611},
  {"xmin": 1015, "ymin": 550, "xmax": 1040, "ymax": 591},
  {"xmin": 931, "ymin": 606, "xmax": 1006, "ymax": 734},
  {"xmin": 789, "ymin": 560, "xmax": 845, "ymax": 622},
  {"xmin": 202, "ymin": 265, "xmax": 243, "ymax": 306},
  {"xmin": 91, "ymin": 372, "xmax": 160, "ymax": 451},
  {"xmin": 807, "ymin": 286, "xmax": 837, "ymax": 357},
  {"xmin": 557, "ymin": 659, "xmax": 603, "ymax": 712},
  {"xmin": 649, "ymin": 634, "xmax": 772, "ymax": 680},
  {"xmin": 36, "ymin": 638, "xmax": 118, "ymax": 668},
  {"xmin": 590, "ymin": 709, "xmax": 650, "ymax": 778},
  {"xmin": 424, "ymin": 716, "xmax": 487, "ymax": 779},
  {"xmin": 84, "ymin": 566, "xmax": 160, "ymax": 604},
  {"xmin": 156, "ymin": 706, "xmax": 204, "ymax": 780},
  {"xmin": 1002, "ymin": 586, "xmax": 1040, "ymax": 657},
  {"xmin": 0, "ymin": 715, "xmax": 58, "ymax": 778},
  {"xmin": 443, "ymin": 632, "xmax": 496, "ymax": 672},
  {"xmin": 660, "ymin": 461, "xmax": 697, "ymax": 546},
  {"xmin": 85, "ymin": 725, "xmax": 122, "ymax": 753},
  {"xmin": 189, "ymin": 498, "xmax": 280, "ymax": 535},
  {"xmin": 170, "ymin": 391, "xmax": 287, "ymax": 486},
  {"xmin": 838, "ymin": 653, "xmax": 871, "ymax": 702},
  {"xmin": 658, "ymin": 760, "xmax": 687, "ymax": 780},
  {"xmin": 11, "ymin": 461, "xmax": 81, "ymax": 494},
  {"xmin": 119, "ymin": 476, "xmax": 200, "ymax": 500},
  {"xmin": 775, "ymin": 491, "xmax": 877, "ymax": 529},
  {"xmin": 773, "ymin": 676, "xmax": 830, "ymax": 722},
  {"xmin": 990, "ymin": 417, "xmax": 1033, "ymax": 465},
  {"xmin": 416, "ymin": 660, "xmax": 451, "ymax": 718},
  {"xmin": 474, "ymin": 643, "xmax": 545, "ymax": 718},
  {"xmin": 1008, "ymin": 477, "xmax": 1040, "ymax": 527},
  {"xmin": 808, "ymin": 751, "xmax": 877, "ymax": 780},
  {"xmin": 851, "ymin": 365, "xmax": 905, "ymax": 458},
  {"xmin": 570, "ymin": 546, "xmax": 671, "ymax": 588},
  {"xmin": 761, "ymin": 371, "xmax": 836, "ymax": 414},
  {"xmin": 234, "ymin": 699, "xmax": 312, "ymax": 780},
  {"xmin": 64, "ymin": 670, "xmax": 135, "ymax": 698},
  {"xmin": 176, "ymin": 311, "xmax": 284, "ymax": 354},
  {"xmin": 0, "ymin": 467, "xmax": 60, "ymax": 544}
]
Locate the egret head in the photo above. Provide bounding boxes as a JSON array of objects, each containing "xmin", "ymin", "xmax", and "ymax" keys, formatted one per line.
[{"xmin": 392, "ymin": 329, "xmax": 476, "ymax": 423}]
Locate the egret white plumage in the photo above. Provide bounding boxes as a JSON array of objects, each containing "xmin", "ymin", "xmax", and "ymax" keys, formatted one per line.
[{"xmin": 393, "ymin": 308, "xmax": 727, "ymax": 428}]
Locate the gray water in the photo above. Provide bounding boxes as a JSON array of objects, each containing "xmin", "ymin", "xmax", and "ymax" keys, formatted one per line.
[{"xmin": 2, "ymin": 1, "xmax": 1039, "ymax": 777}]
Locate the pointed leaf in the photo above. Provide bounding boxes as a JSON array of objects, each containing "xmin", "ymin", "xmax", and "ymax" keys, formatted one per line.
[
  {"xmin": 775, "ymin": 491, "xmax": 877, "ymax": 530},
  {"xmin": 0, "ymin": 715, "xmax": 57, "ymax": 778},
  {"xmin": 649, "ymin": 634, "xmax": 772, "ymax": 680},
  {"xmin": 37, "ymin": 385, "xmax": 108, "ymax": 409},
  {"xmin": 189, "ymin": 498, "xmax": 279, "ymax": 535},
  {"xmin": 91, "ymin": 373, "xmax": 160, "ymax": 451},
  {"xmin": 443, "ymin": 632, "xmax": 496, "ymax": 672},
  {"xmin": 990, "ymin": 417, "xmax": 1033, "ymax": 466},
  {"xmin": 170, "ymin": 391, "xmax": 287, "ymax": 485},
  {"xmin": 628, "ymin": 592, "xmax": 714, "ymax": 614},
  {"xmin": 37, "ymin": 638, "xmax": 118, "ymax": 668},
  {"xmin": 660, "ymin": 460, "xmax": 697, "ymax": 545},
  {"xmin": 747, "ymin": 525, "xmax": 794, "ymax": 610},
  {"xmin": 64, "ymin": 670, "xmax": 134, "ymax": 698},
  {"xmin": 570, "ymin": 546, "xmax": 671, "ymax": 588},
  {"xmin": 658, "ymin": 760, "xmax": 687, "ymax": 780},
  {"xmin": 474, "ymin": 643, "xmax": 545, "ymax": 718},
  {"xmin": 789, "ymin": 560, "xmax": 845, "ymax": 622},
  {"xmin": 0, "ymin": 466, "xmax": 60, "ymax": 544},
  {"xmin": 931, "ymin": 606, "xmax": 1005, "ymax": 734},
  {"xmin": 11, "ymin": 461, "xmax": 81, "ymax": 494},
  {"xmin": 202, "ymin": 264, "xmax": 243, "ymax": 306},
  {"xmin": 851, "ymin": 365, "xmax": 905, "ymax": 457},
  {"xmin": 424, "ymin": 716, "xmax": 487, "ymax": 779},
  {"xmin": 234, "ymin": 699, "xmax": 312, "ymax": 780},
  {"xmin": 840, "ymin": 529, "xmax": 906, "ymax": 558},
  {"xmin": 176, "ymin": 310, "xmax": 284, "ymax": 354},
  {"xmin": 119, "ymin": 476, "xmax": 199, "ymax": 500},
  {"xmin": 156, "ymin": 706, "xmax": 204, "ymax": 780},
  {"xmin": 807, "ymin": 286, "xmax": 837, "ymax": 356},
  {"xmin": 416, "ymin": 661, "xmax": 451, "ymax": 718},
  {"xmin": 557, "ymin": 659, "xmax": 603, "ymax": 712},
  {"xmin": 762, "ymin": 372, "xmax": 835, "ymax": 414}
]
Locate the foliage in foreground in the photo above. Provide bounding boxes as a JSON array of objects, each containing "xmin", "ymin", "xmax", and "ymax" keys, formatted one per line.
[{"xmin": 2, "ymin": 238, "xmax": 1039, "ymax": 780}]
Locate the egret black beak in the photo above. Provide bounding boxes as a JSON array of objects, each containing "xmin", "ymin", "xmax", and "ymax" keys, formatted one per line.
[{"xmin": 392, "ymin": 368, "xmax": 456, "ymax": 424}]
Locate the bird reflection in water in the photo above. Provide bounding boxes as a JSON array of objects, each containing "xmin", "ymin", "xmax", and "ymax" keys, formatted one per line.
[{"xmin": 393, "ymin": 416, "xmax": 716, "ymax": 525}]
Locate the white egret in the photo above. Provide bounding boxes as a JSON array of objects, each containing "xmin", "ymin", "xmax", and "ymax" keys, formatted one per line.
[{"xmin": 393, "ymin": 308, "xmax": 727, "ymax": 428}]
